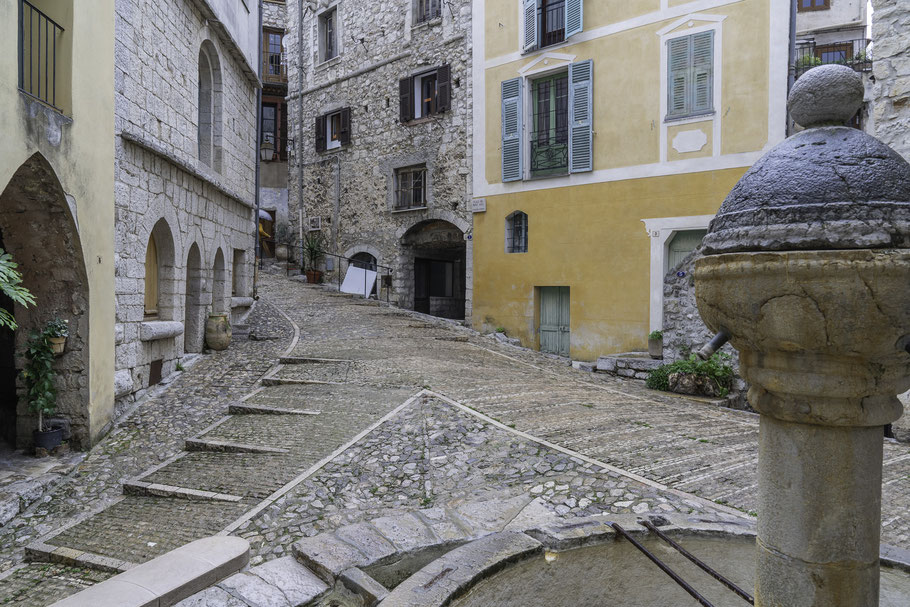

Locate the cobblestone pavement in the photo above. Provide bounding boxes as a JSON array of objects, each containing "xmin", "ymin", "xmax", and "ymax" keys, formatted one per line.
[{"xmin": 0, "ymin": 273, "xmax": 907, "ymax": 605}]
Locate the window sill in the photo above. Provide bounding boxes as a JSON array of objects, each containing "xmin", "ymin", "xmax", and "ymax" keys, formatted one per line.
[
  {"xmin": 526, "ymin": 171, "xmax": 568, "ymax": 181},
  {"xmin": 318, "ymin": 145, "xmax": 348, "ymax": 155},
  {"xmin": 506, "ymin": 251, "xmax": 528, "ymax": 254},
  {"xmin": 316, "ymin": 55, "xmax": 342, "ymax": 70},
  {"xmin": 391, "ymin": 206, "xmax": 428, "ymax": 213},
  {"xmin": 664, "ymin": 111, "xmax": 715, "ymax": 125},
  {"xmin": 412, "ymin": 17, "xmax": 442, "ymax": 31},
  {"xmin": 403, "ymin": 115, "xmax": 442, "ymax": 126}
]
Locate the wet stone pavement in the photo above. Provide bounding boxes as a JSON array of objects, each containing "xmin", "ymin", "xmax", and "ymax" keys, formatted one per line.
[{"xmin": 0, "ymin": 273, "xmax": 907, "ymax": 605}]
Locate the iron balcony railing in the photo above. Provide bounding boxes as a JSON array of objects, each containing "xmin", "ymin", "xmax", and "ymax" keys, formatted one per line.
[
  {"xmin": 18, "ymin": 0, "xmax": 65, "ymax": 111},
  {"xmin": 794, "ymin": 38, "xmax": 872, "ymax": 78},
  {"xmin": 263, "ymin": 52, "xmax": 287, "ymax": 84}
]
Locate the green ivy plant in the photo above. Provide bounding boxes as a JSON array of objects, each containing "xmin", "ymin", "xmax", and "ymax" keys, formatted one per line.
[
  {"xmin": 646, "ymin": 352, "xmax": 734, "ymax": 397},
  {"xmin": 21, "ymin": 322, "xmax": 60, "ymax": 432},
  {"xmin": 648, "ymin": 330, "xmax": 663, "ymax": 341},
  {"xmin": 0, "ymin": 248, "xmax": 35, "ymax": 330}
]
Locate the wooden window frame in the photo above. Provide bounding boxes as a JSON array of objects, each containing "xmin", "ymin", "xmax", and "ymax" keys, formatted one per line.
[
  {"xmin": 320, "ymin": 8, "xmax": 338, "ymax": 62},
  {"xmin": 394, "ymin": 165, "xmax": 428, "ymax": 210},
  {"xmin": 399, "ymin": 65, "xmax": 451, "ymax": 123},
  {"xmin": 529, "ymin": 72, "xmax": 569, "ymax": 177},
  {"xmin": 798, "ymin": 0, "xmax": 830, "ymax": 12},
  {"xmin": 316, "ymin": 107, "xmax": 351, "ymax": 152}
]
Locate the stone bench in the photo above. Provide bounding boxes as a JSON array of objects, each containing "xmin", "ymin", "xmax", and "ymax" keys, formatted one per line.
[{"xmin": 49, "ymin": 536, "xmax": 249, "ymax": 607}]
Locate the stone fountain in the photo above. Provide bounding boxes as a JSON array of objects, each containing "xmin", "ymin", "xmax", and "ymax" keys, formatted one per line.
[{"xmin": 695, "ymin": 65, "xmax": 910, "ymax": 606}]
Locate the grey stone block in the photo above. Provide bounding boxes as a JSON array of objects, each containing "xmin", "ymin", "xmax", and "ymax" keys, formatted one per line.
[
  {"xmin": 371, "ymin": 513, "xmax": 439, "ymax": 554},
  {"xmin": 595, "ymin": 357, "xmax": 617, "ymax": 372},
  {"xmin": 572, "ymin": 361, "xmax": 595, "ymax": 372},
  {"xmin": 293, "ymin": 534, "xmax": 367, "ymax": 584},
  {"xmin": 333, "ymin": 523, "xmax": 397, "ymax": 564},
  {"xmin": 249, "ymin": 556, "xmax": 329, "ymax": 606},
  {"xmin": 0, "ymin": 493, "xmax": 20, "ymax": 527},
  {"xmin": 139, "ymin": 320, "xmax": 184, "ymax": 342},
  {"xmin": 789, "ymin": 64, "xmax": 864, "ymax": 128},
  {"xmin": 339, "ymin": 567, "xmax": 389, "ymax": 605},
  {"xmin": 218, "ymin": 572, "xmax": 290, "ymax": 607},
  {"xmin": 173, "ymin": 587, "xmax": 248, "ymax": 607}
]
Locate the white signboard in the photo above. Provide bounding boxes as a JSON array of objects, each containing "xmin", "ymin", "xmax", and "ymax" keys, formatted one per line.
[
  {"xmin": 340, "ymin": 265, "xmax": 377, "ymax": 297},
  {"xmin": 472, "ymin": 198, "xmax": 487, "ymax": 213}
]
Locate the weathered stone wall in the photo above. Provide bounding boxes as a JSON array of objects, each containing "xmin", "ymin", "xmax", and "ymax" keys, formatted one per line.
[
  {"xmin": 113, "ymin": 0, "xmax": 258, "ymax": 407},
  {"xmin": 870, "ymin": 0, "xmax": 910, "ymax": 162},
  {"xmin": 286, "ymin": 0, "xmax": 473, "ymax": 317},
  {"xmin": 263, "ymin": 0, "xmax": 285, "ymax": 28}
]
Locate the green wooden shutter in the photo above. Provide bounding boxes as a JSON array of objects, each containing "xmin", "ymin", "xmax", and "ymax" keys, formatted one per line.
[
  {"xmin": 502, "ymin": 77, "xmax": 523, "ymax": 182},
  {"xmin": 692, "ymin": 31, "xmax": 714, "ymax": 113},
  {"xmin": 566, "ymin": 0, "xmax": 583, "ymax": 38},
  {"xmin": 523, "ymin": 0, "xmax": 537, "ymax": 52},
  {"xmin": 667, "ymin": 37, "xmax": 690, "ymax": 117},
  {"xmin": 568, "ymin": 60, "xmax": 593, "ymax": 173}
]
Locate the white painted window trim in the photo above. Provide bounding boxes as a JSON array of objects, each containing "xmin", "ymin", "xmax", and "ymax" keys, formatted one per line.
[
  {"xmin": 326, "ymin": 111, "xmax": 342, "ymax": 150},
  {"xmin": 658, "ymin": 16, "xmax": 725, "ymax": 163},
  {"xmin": 641, "ymin": 214, "xmax": 714, "ymax": 332}
]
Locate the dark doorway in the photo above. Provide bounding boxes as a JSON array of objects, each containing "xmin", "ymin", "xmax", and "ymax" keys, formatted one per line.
[
  {"xmin": 401, "ymin": 220, "xmax": 466, "ymax": 320},
  {"xmin": 0, "ymin": 232, "xmax": 16, "ymax": 447}
]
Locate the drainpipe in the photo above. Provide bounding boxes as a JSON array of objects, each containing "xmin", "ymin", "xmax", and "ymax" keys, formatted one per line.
[
  {"xmin": 253, "ymin": 0, "xmax": 264, "ymax": 297},
  {"xmin": 297, "ymin": 0, "xmax": 306, "ymax": 261}
]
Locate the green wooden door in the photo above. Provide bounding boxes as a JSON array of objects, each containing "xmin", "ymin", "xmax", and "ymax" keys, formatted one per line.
[{"xmin": 539, "ymin": 286, "xmax": 570, "ymax": 357}]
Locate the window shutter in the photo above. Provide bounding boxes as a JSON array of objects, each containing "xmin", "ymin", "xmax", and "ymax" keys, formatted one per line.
[
  {"xmin": 522, "ymin": 0, "xmax": 537, "ymax": 52},
  {"xmin": 692, "ymin": 31, "xmax": 714, "ymax": 113},
  {"xmin": 436, "ymin": 64, "xmax": 451, "ymax": 113},
  {"xmin": 315, "ymin": 114, "xmax": 326, "ymax": 152},
  {"xmin": 565, "ymin": 0, "xmax": 583, "ymax": 38},
  {"xmin": 339, "ymin": 107, "xmax": 352, "ymax": 145},
  {"xmin": 568, "ymin": 60, "xmax": 593, "ymax": 173},
  {"xmin": 501, "ymin": 78, "xmax": 523, "ymax": 182},
  {"xmin": 399, "ymin": 77, "xmax": 413, "ymax": 122},
  {"xmin": 667, "ymin": 37, "xmax": 691, "ymax": 117}
]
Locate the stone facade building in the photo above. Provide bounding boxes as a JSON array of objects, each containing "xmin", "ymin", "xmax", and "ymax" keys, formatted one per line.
[
  {"xmin": 113, "ymin": 0, "xmax": 260, "ymax": 407},
  {"xmin": 286, "ymin": 0, "xmax": 474, "ymax": 320},
  {"xmin": 870, "ymin": 0, "xmax": 910, "ymax": 161}
]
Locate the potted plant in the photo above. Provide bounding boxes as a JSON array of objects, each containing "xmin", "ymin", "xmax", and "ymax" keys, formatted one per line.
[
  {"xmin": 648, "ymin": 329, "xmax": 664, "ymax": 360},
  {"xmin": 21, "ymin": 322, "xmax": 63, "ymax": 452},
  {"xmin": 46, "ymin": 317, "xmax": 69, "ymax": 356},
  {"xmin": 303, "ymin": 231, "xmax": 326, "ymax": 284}
]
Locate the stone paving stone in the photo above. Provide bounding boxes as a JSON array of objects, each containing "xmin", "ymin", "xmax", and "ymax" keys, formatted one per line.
[
  {"xmin": 0, "ymin": 563, "xmax": 110, "ymax": 607},
  {"xmin": 45, "ymin": 496, "xmax": 251, "ymax": 564}
]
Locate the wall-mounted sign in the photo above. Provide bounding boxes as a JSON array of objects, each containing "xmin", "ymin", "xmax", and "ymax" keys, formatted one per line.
[{"xmin": 472, "ymin": 198, "xmax": 487, "ymax": 213}]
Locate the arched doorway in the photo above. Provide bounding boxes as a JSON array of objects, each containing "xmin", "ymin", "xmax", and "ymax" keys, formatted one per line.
[
  {"xmin": 184, "ymin": 243, "xmax": 205, "ymax": 353},
  {"xmin": 212, "ymin": 248, "xmax": 227, "ymax": 315},
  {"xmin": 0, "ymin": 154, "xmax": 90, "ymax": 449},
  {"xmin": 400, "ymin": 220, "xmax": 466, "ymax": 320},
  {"xmin": 349, "ymin": 252, "xmax": 378, "ymax": 296}
]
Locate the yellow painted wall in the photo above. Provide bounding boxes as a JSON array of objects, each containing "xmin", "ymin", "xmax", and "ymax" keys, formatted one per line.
[
  {"xmin": 0, "ymin": 1, "xmax": 115, "ymax": 444},
  {"xmin": 472, "ymin": 168, "xmax": 747, "ymax": 359}
]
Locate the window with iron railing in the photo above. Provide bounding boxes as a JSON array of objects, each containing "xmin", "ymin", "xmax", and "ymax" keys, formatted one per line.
[
  {"xmin": 539, "ymin": 0, "xmax": 566, "ymax": 49},
  {"xmin": 18, "ymin": 0, "xmax": 67, "ymax": 112},
  {"xmin": 394, "ymin": 166, "xmax": 427, "ymax": 210},
  {"xmin": 794, "ymin": 39, "xmax": 872, "ymax": 78},
  {"xmin": 415, "ymin": 0, "xmax": 441, "ymax": 24},
  {"xmin": 530, "ymin": 72, "xmax": 569, "ymax": 177}
]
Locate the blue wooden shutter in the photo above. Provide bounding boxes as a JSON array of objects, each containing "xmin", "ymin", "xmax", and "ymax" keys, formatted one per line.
[
  {"xmin": 667, "ymin": 36, "xmax": 690, "ymax": 117},
  {"xmin": 568, "ymin": 60, "xmax": 593, "ymax": 173},
  {"xmin": 502, "ymin": 78, "xmax": 523, "ymax": 182},
  {"xmin": 566, "ymin": 0, "xmax": 583, "ymax": 38},
  {"xmin": 523, "ymin": 0, "xmax": 537, "ymax": 52},
  {"xmin": 692, "ymin": 31, "xmax": 714, "ymax": 113}
]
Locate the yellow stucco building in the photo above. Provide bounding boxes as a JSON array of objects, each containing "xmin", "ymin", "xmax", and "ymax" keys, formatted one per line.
[
  {"xmin": 471, "ymin": 0, "xmax": 789, "ymax": 359},
  {"xmin": 0, "ymin": 1, "xmax": 115, "ymax": 448}
]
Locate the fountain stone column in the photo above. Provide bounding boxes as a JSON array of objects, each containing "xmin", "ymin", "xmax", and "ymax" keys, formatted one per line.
[{"xmin": 694, "ymin": 65, "xmax": 910, "ymax": 607}]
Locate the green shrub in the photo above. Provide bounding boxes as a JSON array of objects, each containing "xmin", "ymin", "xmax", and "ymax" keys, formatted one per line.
[
  {"xmin": 648, "ymin": 330, "xmax": 663, "ymax": 341},
  {"xmin": 646, "ymin": 353, "xmax": 734, "ymax": 397}
]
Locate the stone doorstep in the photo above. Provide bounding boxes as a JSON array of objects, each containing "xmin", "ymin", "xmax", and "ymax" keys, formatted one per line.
[
  {"xmin": 46, "ymin": 536, "xmax": 249, "ymax": 607},
  {"xmin": 228, "ymin": 403, "xmax": 321, "ymax": 416},
  {"xmin": 121, "ymin": 480, "xmax": 243, "ymax": 503},
  {"xmin": 184, "ymin": 438, "xmax": 289, "ymax": 454}
]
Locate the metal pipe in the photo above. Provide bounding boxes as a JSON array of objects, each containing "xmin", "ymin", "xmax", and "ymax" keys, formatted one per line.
[
  {"xmin": 610, "ymin": 523, "xmax": 715, "ymax": 607},
  {"xmin": 696, "ymin": 329, "xmax": 731, "ymax": 360},
  {"xmin": 641, "ymin": 521, "xmax": 754, "ymax": 605},
  {"xmin": 253, "ymin": 0, "xmax": 263, "ymax": 298}
]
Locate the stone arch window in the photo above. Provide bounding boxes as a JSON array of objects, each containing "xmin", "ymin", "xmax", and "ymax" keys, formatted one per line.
[
  {"xmin": 147, "ymin": 219, "xmax": 177, "ymax": 321},
  {"xmin": 198, "ymin": 41, "xmax": 223, "ymax": 173},
  {"xmin": 144, "ymin": 235, "xmax": 159, "ymax": 318},
  {"xmin": 505, "ymin": 211, "xmax": 528, "ymax": 253},
  {"xmin": 184, "ymin": 243, "xmax": 206, "ymax": 353}
]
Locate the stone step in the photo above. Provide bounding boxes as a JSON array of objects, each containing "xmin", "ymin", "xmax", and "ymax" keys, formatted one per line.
[
  {"xmin": 122, "ymin": 480, "xmax": 244, "ymax": 502},
  {"xmin": 279, "ymin": 356, "xmax": 353, "ymax": 364},
  {"xmin": 0, "ymin": 562, "xmax": 112, "ymax": 606},
  {"xmin": 228, "ymin": 402, "xmax": 321, "ymax": 416},
  {"xmin": 184, "ymin": 438, "xmax": 289, "ymax": 454},
  {"xmin": 595, "ymin": 354, "xmax": 664, "ymax": 379},
  {"xmin": 30, "ymin": 496, "xmax": 249, "ymax": 567},
  {"xmin": 261, "ymin": 376, "xmax": 342, "ymax": 386}
]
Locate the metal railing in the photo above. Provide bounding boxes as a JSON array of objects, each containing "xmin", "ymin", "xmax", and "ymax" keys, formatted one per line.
[
  {"xmin": 794, "ymin": 38, "xmax": 872, "ymax": 78},
  {"xmin": 263, "ymin": 53, "xmax": 287, "ymax": 84},
  {"xmin": 292, "ymin": 248, "xmax": 394, "ymax": 303},
  {"xmin": 18, "ymin": 0, "xmax": 65, "ymax": 111},
  {"xmin": 539, "ymin": 0, "xmax": 566, "ymax": 48}
]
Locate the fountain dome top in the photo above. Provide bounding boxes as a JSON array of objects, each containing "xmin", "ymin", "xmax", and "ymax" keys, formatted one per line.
[{"xmin": 702, "ymin": 64, "xmax": 910, "ymax": 255}]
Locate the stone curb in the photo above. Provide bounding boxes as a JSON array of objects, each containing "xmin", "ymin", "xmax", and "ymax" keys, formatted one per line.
[
  {"xmin": 26, "ymin": 540, "xmax": 136, "ymax": 574},
  {"xmin": 228, "ymin": 403, "xmax": 321, "ymax": 416},
  {"xmin": 184, "ymin": 438, "xmax": 289, "ymax": 454},
  {"xmin": 47, "ymin": 536, "xmax": 249, "ymax": 607},
  {"xmin": 122, "ymin": 480, "xmax": 243, "ymax": 502}
]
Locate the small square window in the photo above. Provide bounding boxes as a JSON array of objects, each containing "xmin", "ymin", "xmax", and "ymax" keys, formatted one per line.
[
  {"xmin": 395, "ymin": 166, "xmax": 427, "ymax": 210},
  {"xmin": 798, "ymin": 0, "xmax": 830, "ymax": 11}
]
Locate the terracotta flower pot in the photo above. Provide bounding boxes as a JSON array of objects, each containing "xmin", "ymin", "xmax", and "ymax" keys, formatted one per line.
[
  {"xmin": 48, "ymin": 336, "xmax": 66, "ymax": 356},
  {"xmin": 306, "ymin": 270, "xmax": 323, "ymax": 284}
]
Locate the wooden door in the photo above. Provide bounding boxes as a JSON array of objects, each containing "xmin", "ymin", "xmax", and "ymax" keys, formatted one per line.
[{"xmin": 539, "ymin": 286, "xmax": 569, "ymax": 356}]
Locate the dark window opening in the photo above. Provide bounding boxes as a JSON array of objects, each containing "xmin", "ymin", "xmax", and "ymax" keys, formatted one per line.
[
  {"xmin": 798, "ymin": 0, "xmax": 830, "ymax": 11},
  {"xmin": 539, "ymin": 0, "xmax": 566, "ymax": 48},
  {"xmin": 395, "ymin": 166, "xmax": 427, "ymax": 210},
  {"xmin": 261, "ymin": 103, "xmax": 277, "ymax": 147},
  {"xmin": 322, "ymin": 9, "xmax": 337, "ymax": 61},
  {"xmin": 530, "ymin": 73, "xmax": 569, "ymax": 176},
  {"xmin": 416, "ymin": 0, "xmax": 441, "ymax": 23}
]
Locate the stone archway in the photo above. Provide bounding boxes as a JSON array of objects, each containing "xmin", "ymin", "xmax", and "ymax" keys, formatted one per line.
[
  {"xmin": 184, "ymin": 243, "xmax": 205, "ymax": 353},
  {"xmin": 0, "ymin": 153, "xmax": 90, "ymax": 449},
  {"xmin": 212, "ymin": 248, "xmax": 227, "ymax": 315},
  {"xmin": 399, "ymin": 220, "xmax": 466, "ymax": 320}
]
